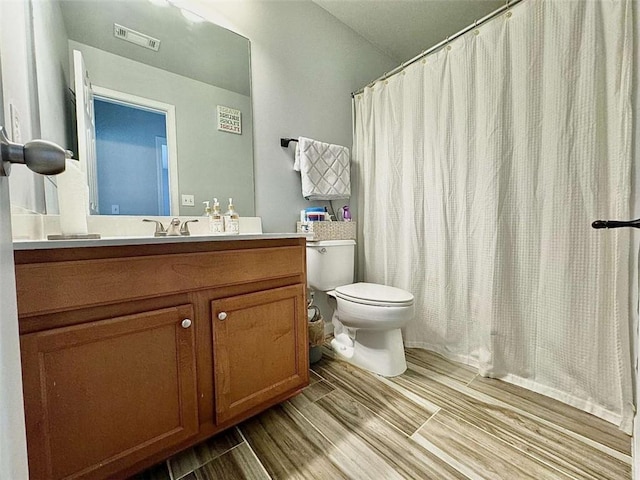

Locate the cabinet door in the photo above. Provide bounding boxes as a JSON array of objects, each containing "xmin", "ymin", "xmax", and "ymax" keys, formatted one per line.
[
  {"xmin": 20, "ymin": 305, "xmax": 198, "ymax": 480},
  {"xmin": 212, "ymin": 285, "xmax": 308, "ymax": 423}
]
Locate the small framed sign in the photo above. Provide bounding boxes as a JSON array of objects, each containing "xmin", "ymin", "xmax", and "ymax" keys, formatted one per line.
[{"xmin": 217, "ymin": 105, "xmax": 242, "ymax": 135}]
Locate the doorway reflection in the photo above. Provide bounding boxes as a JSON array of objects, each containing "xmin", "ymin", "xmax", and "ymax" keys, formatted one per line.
[{"xmin": 94, "ymin": 97, "xmax": 170, "ymax": 216}]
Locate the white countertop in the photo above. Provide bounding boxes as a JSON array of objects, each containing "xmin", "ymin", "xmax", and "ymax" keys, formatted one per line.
[{"xmin": 13, "ymin": 233, "xmax": 310, "ymax": 250}]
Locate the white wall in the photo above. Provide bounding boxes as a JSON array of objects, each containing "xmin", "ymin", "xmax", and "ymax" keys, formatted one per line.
[
  {"xmin": 187, "ymin": 0, "xmax": 396, "ymax": 232},
  {"xmin": 1, "ymin": 0, "xmax": 45, "ymax": 214},
  {"xmin": 32, "ymin": 0, "xmax": 70, "ymax": 148}
]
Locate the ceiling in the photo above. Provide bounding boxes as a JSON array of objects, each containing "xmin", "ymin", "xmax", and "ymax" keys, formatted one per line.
[{"xmin": 312, "ymin": 0, "xmax": 504, "ymax": 64}]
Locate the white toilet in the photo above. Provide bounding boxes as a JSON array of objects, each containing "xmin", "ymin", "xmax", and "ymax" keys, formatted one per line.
[{"xmin": 306, "ymin": 239, "xmax": 414, "ymax": 377}]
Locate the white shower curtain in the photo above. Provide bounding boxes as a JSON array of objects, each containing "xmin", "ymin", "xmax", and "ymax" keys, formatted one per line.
[{"xmin": 354, "ymin": 0, "xmax": 634, "ymax": 431}]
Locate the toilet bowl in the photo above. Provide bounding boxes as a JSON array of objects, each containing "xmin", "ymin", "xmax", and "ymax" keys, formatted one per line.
[
  {"xmin": 306, "ymin": 240, "xmax": 415, "ymax": 377},
  {"xmin": 329, "ymin": 283, "xmax": 414, "ymax": 377}
]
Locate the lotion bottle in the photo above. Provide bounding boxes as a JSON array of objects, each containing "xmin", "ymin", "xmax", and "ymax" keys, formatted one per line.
[
  {"xmin": 210, "ymin": 198, "xmax": 225, "ymax": 234},
  {"xmin": 224, "ymin": 198, "xmax": 240, "ymax": 234},
  {"xmin": 203, "ymin": 201, "xmax": 211, "ymax": 217},
  {"xmin": 203, "ymin": 201, "xmax": 213, "ymax": 233}
]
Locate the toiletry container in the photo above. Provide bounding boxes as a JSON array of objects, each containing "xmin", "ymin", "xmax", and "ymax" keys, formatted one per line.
[
  {"xmin": 305, "ymin": 207, "xmax": 326, "ymax": 222},
  {"xmin": 340, "ymin": 206, "xmax": 352, "ymax": 222},
  {"xmin": 210, "ymin": 198, "xmax": 225, "ymax": 234},
  {"xmin": 224, "ymin": 198, "xmax": 240, "ymax": 234},
  {"xmin": 203, "ymin": 201, "xmax": 213, "ymax": 233}
]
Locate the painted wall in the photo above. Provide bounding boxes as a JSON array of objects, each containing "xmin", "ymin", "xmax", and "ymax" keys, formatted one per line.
[
  {"xmin": 32, "ymin": 0, "xmax": 70, "ymax": 148},
  {"xmin": 2, "ymin": 0, "xmax": 45, "ymax": 214},
  {"xmin": 186, "ymin": 0, "xmax": 397, "ymax": 233}
]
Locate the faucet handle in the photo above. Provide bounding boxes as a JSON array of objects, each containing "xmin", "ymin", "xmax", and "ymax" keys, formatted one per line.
[
  {"xmin": 142, "ymin": 219, "xmax": 167, "ymax": 237},
  {"xmin": 180, "ymin": 219, "xmax": 199, "ymax": 236}
]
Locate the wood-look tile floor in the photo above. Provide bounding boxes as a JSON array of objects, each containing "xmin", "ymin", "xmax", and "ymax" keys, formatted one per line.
[{"xmin": 132, "ymin": 347, "xmax": 632, "ymax": 480}]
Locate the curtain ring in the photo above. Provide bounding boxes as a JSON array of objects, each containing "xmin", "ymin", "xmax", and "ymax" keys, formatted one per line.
[
  {"xmin": 446, "ymin": 36, "xmax": 452, "ymax": 51},
  {"xmin": 505, "ymin": 0, "xmax": 513, "ymax": 18},
  {"xmin": 505, "ymin": 0, "xmax": 513, "ymax": 16},
  {"xmin": 474, "ymin": 19, "xmax": 480, "ymax": 35}
]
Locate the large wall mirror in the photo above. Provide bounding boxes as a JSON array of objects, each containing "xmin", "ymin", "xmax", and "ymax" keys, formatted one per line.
[{"xmin": 31, "ymin": 0, "xmax": 254, "ymax": 216}]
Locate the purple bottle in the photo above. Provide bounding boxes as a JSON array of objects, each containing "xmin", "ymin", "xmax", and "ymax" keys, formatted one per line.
[{"xmin": 341, "ymin": 206, "xmax": 352, "ymax": 222}]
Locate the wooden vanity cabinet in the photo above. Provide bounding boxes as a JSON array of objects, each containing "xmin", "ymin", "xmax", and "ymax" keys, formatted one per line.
[
  {"xmin": 14, "ymin": 238, "xmax": 309, "ymax": 480},
  {"xmin": 20, "ymin": 305, "xmax": 199, "ymax": 480},
  {"xmin": 212, "ymin": 284, "xmax": 307, "ymax": 424}
]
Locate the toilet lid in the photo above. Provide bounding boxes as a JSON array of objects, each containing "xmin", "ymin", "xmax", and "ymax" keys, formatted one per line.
[{"xmin": 334, "ymin": 283, "xmax": 414, "ymax": 307}]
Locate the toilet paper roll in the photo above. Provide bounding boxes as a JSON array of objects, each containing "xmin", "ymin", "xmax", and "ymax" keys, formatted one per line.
[{"xmin": 56, "ymin": 159, "xmax": 89, "ymax": 235}]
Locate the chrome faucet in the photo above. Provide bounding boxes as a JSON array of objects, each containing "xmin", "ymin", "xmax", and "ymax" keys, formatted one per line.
[
  {"xmin": 143, "ymin": 218, "xmax": 199, "ymax": 237},
  {"xmin": 166, "ymin": 218, "xmax": 181, "ymax": 236}
]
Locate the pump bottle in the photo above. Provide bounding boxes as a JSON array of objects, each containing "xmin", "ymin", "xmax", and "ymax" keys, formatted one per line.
[
  {"xmin": 210, "ymin": 198, "xmax": 225, "ymax": 234},
  {"xmin": 224, "ymin": 198, "xmax": 240, "ymax": 234}
]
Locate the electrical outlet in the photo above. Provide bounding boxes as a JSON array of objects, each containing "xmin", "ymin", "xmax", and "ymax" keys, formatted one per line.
[
  {"xmin": 111, "ymin": 205, "xmax": 119, "ymax": 214},
  {"xmin": 181, "ymin": 194, "xmax": 195, "ymax": 207}
]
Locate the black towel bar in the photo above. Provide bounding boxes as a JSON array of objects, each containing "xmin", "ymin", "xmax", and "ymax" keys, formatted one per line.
[
  {"xmin": 592, "ymin": 218, "xmax": 640, "ymax": 229},
  {"xmin": 280, "ymin": 138, "xmax": 298, "ymax": 148}
]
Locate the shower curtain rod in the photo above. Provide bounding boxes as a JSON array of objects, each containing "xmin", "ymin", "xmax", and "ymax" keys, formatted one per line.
[{"xmin": 351, "ymin": 0, "xmax": 525, "ymax": 97}]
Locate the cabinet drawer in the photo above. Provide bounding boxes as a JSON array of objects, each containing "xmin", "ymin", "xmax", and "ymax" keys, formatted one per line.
[
  {"xmin": 16, "ymin": 245, "xmax": 305, "ymax": 316},
  {"xmin": 21, "ymin": 304, "xmax": 198, "ymax": 480}
]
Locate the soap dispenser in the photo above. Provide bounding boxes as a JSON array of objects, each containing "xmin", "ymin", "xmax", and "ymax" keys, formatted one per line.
[
  {"xmin": 224, "ymin": 198, "xmax": 240, "ymax": 234},
  {"xmin": 210, "ymin": 198, "xmax": 225, "ymax": 234}
]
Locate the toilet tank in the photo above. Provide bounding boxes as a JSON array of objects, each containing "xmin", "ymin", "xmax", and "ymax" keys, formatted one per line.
[{"xmin": 306, "ymin": 240, "xmax": 355, "ymax": 291}]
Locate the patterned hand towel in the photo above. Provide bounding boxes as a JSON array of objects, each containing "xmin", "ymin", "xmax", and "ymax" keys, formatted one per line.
[{"xmin": 294, "ymin": 136, "xmax": 351, "ymax": 200}]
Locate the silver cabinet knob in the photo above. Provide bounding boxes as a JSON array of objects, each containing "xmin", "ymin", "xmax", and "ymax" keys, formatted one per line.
[
  {"xmin": 218, "ymin": 312, "xmax": 228, "ymax": 321},
  {"xmin": 181, "ymin": 318, "xmax": 192, "ymax": 328}
]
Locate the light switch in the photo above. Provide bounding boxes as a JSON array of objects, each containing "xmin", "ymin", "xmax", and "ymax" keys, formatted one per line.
[{"xmin": 181, "ymin": 194, "xmax": 195, "ymax": 206}]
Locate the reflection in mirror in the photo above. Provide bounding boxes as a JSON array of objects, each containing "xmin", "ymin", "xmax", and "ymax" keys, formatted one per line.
[
  {"xmin": 93, "ymin": 90, "xmax": 174, "ymax": 216},
  {"xmin": 31, "ymin": 0, "xmax": 254, "ymax": 216}
]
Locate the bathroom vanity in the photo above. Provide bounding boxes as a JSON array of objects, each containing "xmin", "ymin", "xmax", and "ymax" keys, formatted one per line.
[{"xmin": 13, "ymin": 235, "xmax": 308, "ymax": 480}]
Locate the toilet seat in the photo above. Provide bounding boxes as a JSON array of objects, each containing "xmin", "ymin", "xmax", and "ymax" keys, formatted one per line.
[{"xmin": 334, "ymin": 282, "xmax": 414, "ymax": 307}]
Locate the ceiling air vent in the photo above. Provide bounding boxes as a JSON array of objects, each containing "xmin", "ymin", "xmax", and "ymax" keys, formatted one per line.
[{"xmin": 113, "ymin": 24, "xmax": 161, "ymax": 52}]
